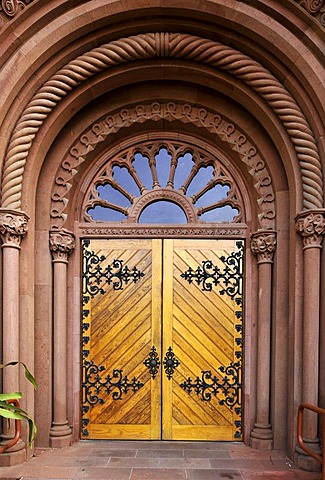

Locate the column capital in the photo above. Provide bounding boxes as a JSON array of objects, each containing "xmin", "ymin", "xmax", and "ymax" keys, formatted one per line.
[
  {"xmin": 250, "ymin": 230, "xmax": 277, "ymax": 263},
  {"xmin": 49, "ymin": 229, "xmax": 75, "ymax": 262},
  {"xmin": 0, "ymin": 208, "xmax": 29, "ymax": 248},
  {"xmin": 295, "ymin": 209, "xmax": 325, "ymax": 248}
]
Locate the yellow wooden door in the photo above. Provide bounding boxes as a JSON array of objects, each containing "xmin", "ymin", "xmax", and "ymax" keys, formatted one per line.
[
  {"xmin": 82, "ymin": 238, "xmax": 162, "ymax": 439},
  {"xmin": 81, "ymin": 238, "xmax": 243, "ymax": 441},
  {"xmin": 162, "ymin": 239, "xmax": 242, "ymax": 441}
]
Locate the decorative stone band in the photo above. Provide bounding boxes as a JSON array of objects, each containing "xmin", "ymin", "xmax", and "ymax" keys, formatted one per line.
[
  {"xmin": 250, "ymin": 230, "xmax": 277, "ymax": 263},
  {"xmin": 295, "ymin": 209, "xmax": 325, "ymax": 249},
  {"xmin": 49, "ymin": 229, "xmax": 75, "ymax": 262},
  {"xmin": 0, "ymin": 0, "xmax": 34, "ymax": 18},
  {"xmin": 0, "ymin": 208, "xmax": 29, "ymax": 247},
  {"xmin": 293, "ymin": 0, "xmax": 325, "ymax": 27},
  {"xmin": 1, "ymin": 33, "xmax": 322, "ymax": 211}
]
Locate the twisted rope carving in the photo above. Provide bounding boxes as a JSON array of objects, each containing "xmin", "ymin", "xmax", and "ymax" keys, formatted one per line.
[{"xmin": 2, "ymin": 32, "xmax": 322, "ymax": 209}]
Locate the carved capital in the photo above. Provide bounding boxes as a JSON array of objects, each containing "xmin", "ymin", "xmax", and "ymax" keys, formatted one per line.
[
  {"xmin": 49, "ymin": 229, "xmax": 75, "ymax": 262},
  {"xmin": 295, "ymin": 210, "xmax": 325, "ymax": 248},
  {"xmin": 0, "ymin": 208, "xmax": 29, "ymax": 247},
  {"xmin": 250, "ymin": 230, "xmax": 277, "ymax": 263}
]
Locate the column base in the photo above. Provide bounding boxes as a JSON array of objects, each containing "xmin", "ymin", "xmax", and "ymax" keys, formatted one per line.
[
  {"xmin": 49, "ymin": 422, "xmax": 72, "ymax": 448},
  {"xmin": 0, "ymin": 446, "xmax": 26, "ymax": 466},
  {"xmin": 294, "ymin": 439, "xmax": 321, "ymax": 472},
  {"xmin": 250, "ymin": 423, "xmax": 273, "ymax": 450}
]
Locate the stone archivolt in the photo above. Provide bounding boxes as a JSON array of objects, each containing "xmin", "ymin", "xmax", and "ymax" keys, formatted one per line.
[
  {"xmin": 51, "ymin": 102, "xmax": 275, "ymax": 230},
  {"xmin": 1, "ymin": 33, "xmax": 322, "ymax": 214}
]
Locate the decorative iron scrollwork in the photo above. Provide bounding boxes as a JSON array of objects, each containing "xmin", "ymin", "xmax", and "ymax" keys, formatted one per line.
[
  {"xmin": 180, "ymin": 241, "xmax": 243, "ymax": 299},
  {"xmin": 82, "ymin": 360, "xmax": 144, "ymax": 406},
  {"xmin": 179, "ymin": 361, "xmax": 241, "ymax": 407},
  {"xmin": 143, "ymin": 346, "xmax": 160, "ymax": 379},
  {"xmin": 82, "ymin": 239, "xmax": 145, "ymax": 298},
  {"xmin": 163, "ymin": 346, "xmax": 180, "ymax": 380}
]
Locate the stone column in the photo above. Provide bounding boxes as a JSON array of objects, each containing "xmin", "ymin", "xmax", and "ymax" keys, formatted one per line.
[
  {"xmin": 0, "ymin": 209, "xmax": 28, "ymax": 465},
  {"xmin": 295, "ymin": 210, "xmax": 325, "ymax": 465},
  {"xmin": 49, "ymin": 229, "xmax": 75, "ymax": 448},
  {"xmin": 250, "ymin": 230, "xmax": 277, "ymax": 450}
]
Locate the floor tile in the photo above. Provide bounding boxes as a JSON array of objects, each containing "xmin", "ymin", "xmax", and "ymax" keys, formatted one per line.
[
  {"xmin": 136, "ymin": 448, "xmax": 184, "ymax": 458},
  {"xmin": 186, "ymin": 469, "xmax": 243, "ymax": 479},
  {"xmin": 108, "ymin": 457, "xmax": 159, "ymax": 467},
  {"xmin": 184, "ymin": 449, "xmax": 232, "ymax": 458},
  {"xmin": 130, "ymin": 468, "xmax": 186, "ymax": 479},
  {"xmin": 75, "ymin": 467, "xmax": 132, "ymax": 479}
]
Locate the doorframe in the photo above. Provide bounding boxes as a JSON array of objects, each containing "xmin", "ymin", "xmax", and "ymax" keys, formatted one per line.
[{"xmin": 76, "ymin": 227, "xmax": 251, "ymax": 443}]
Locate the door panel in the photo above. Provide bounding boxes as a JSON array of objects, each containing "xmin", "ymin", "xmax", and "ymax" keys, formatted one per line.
[
  {"xmin": 82, "ymin": 238, "xmax": 243, "ymax": 441},
  {"xmin": 162, "ymin": 239, "xmax": 242, "ymax": 440},
  {"xmin": 82, "ymin": 238, "xmax": 162, "ymax": 439}
]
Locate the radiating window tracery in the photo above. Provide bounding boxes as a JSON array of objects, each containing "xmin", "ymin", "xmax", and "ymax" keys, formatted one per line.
[{"xmin": 83, "ymin": 141, "xmax": 243, "ymax": 224}]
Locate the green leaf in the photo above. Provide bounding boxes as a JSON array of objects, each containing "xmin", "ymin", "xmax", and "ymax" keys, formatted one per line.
[
  {"xmin": 0, "ymin": 362, "xmax": 37, "ymax": 389},
  {"xmin": 0, "ymin": 408, "xmax": 27, "ymax": 420},
  {"xmin": 0, "ymin": 392, "xmax": 23, "ymax": 401}
]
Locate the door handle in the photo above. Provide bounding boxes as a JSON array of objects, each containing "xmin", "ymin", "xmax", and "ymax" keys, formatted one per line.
[
  {"xmin": 163, "ymin": 346, "xmax": 180, "ymax": 380},
  {"xmin": 143, "ymin": 346, "xmax": 160, "ymax": 379},
  {"xmin": 143, "ymin": 346, "xmax": 180, "ymax": 380}
]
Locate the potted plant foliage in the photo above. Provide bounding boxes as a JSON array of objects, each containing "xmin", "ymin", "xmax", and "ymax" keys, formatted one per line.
[{"xmin": 0, "ymin": 361, "xmax": 37, "ymax": 450}]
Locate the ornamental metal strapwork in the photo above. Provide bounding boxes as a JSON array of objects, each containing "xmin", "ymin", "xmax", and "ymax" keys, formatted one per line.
[{"xmin": 82, "ymin": 140, "xmax": 243, "ymax": 225}]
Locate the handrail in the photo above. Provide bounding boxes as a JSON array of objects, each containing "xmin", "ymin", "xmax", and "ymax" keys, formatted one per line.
[
  {"xmin": 0, "ymin": 399, "xmax": 21, "ymax": 454},
  {"xmin": 297, "ymin": 402, "xmax": 325, "ymax": 480}
]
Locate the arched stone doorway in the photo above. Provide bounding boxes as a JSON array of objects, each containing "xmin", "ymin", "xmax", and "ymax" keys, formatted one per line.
[{"xmin": 1, "ymin": 1, "xmax": 325, "ymax": 470}]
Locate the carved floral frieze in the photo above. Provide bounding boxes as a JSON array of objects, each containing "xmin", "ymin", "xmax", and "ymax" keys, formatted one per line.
[
  {"xmin": 295, "ymin": 210, "xmax": 325, "ymax": 247},
  {"xmin": 79, "ymin": 225, "xmax": 247, "ymax": 237},
  {"xmin": 49, "ymin": 229, "xmax": 75, "ymax": 261},
  {"xmin": 51, "ymin": 102, "xmax": 275, "ymax": 230},
  {"xmin": 0, "ymin": 208, "xmax": 28, "ymax": 247},
  {"xmin": 250, "ymin": 230, "xmax": 277, "ymax": 263}
]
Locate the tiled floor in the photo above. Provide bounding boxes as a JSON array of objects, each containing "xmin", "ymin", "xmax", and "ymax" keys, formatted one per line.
[{"xmin": 0, "ymin": 441, "xmax": 322, "ymax": 480}]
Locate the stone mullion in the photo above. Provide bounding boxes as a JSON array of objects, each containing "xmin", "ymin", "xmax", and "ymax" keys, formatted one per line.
[
  {"xmin": 49, "ymin": 229, "xmax": 75, "ymax": 448},
  {"xmin": 250, "ymin": 230, "xmax": 277, "ymax": 451},
  {"xmin": 295, "ymin": 210, "xmax": 325, "ymax": 459},
  {"xmin": 0, "ymin": 208, "xmax": 28, "ymax": 462}
]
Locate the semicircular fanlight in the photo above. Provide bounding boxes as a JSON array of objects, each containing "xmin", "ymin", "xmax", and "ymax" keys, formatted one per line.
[{"xmin": 83, "ymin": 141, "xmax": 242, "ymax": 224}]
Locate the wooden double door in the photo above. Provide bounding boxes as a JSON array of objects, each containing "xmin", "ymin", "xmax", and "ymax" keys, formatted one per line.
[{"xmin": 82, "ymin": 238, "xmax": 243, "ymax": 441}]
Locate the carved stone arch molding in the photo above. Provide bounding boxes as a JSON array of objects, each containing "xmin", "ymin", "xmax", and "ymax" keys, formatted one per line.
[
  {"xmin": 1, "ymin": 32, "xmax": 323, "ymax": 212},
  {"xmin": 51, "ymin": 102, "xmax": 275, "ymax": 230}
]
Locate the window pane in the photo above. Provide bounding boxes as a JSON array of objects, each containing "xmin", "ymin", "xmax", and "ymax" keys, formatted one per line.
[
  {"xmin": 187, "ymin": 165, "xmax": 214, "ymax": 196},
  {"xmin": 139, "ymin": 201, "xmax": 187, "ymax": 224},
  {"xmin": 87, "ymin": 206, "xmax": 126, "ymax": 222},
  {"xmin": 195, "ymin": 184, "xmax": 230, "ymax": 207},
  {"xmin": 155, "ymin": 148, "xmax": 171, "ymax": 187},
  {"xmin": 200, "ymin": 205, "xmax": 239, "ymax": 222},
  {"xmin": 174, "ymin": 152, "xmax": 194, "ymax": 189},
  {"xmin": 133, "ymin": 152, "xmax": 153, "ymax": 190},
  {"xmin": 97, "ymin": 185, "xmax": 131, "ymax": 207},
  {"xmin": 112, "ymin": 166, "xmax": 140, "ymax": 197}
]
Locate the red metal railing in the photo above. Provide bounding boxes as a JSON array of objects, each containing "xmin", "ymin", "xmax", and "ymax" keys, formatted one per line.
[
  {"xmin": 297, "ymin": 402, "xmax": 325, "ymax": 480},
  {"xmin": 0, "ymin": 399, "xmax": 21, "ymax": 454}
]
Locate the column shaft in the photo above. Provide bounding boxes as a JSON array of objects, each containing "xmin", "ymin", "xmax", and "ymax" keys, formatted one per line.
[
  {"xmin": 250, "ymin": 230, "xmax": 276, "ymax": 451},
  {"xmin": 295, "ymin": 210, "xmax": 325, "ymax": 470},
  {"xmin": 0, "ymin": 209, "xmax": 29, "ymax": 465},
  {"xmin": 49, "ymin": 229, "xmax": 75, "ymax": 448}
]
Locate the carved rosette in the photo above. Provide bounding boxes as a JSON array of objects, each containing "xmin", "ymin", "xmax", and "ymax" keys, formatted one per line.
[
  {"xmin": 295, "ymin": 210, "xmax": 325, "ymax": 248},
  {"xmin": 250, "ymin": 230, "xmax": 277, "ymax": 263},
  {"xmin": 0, "ymin": 208, "xmax": 29, "ymax": 247},
  {"xmin": 49, "ymin": 229, "xmax": 75, "ymax": 262}
]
